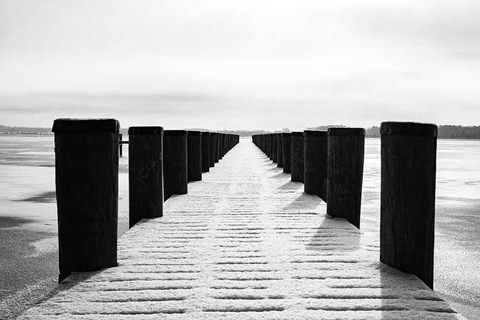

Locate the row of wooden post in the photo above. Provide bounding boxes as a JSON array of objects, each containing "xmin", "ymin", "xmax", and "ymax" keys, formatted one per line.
[
  {"xmin": 252, "ymin": 122, "xmax": 437, "ymax": 289},
  {"xmin": 52, "ymin": 119, "xmax": 239, "ymax": 282}
]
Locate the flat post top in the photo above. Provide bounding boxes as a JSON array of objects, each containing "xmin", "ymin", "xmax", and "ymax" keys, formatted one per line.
[
  {"xmin": 328, "ymin": 127, "xmax": 365, "ymax": 136},
  {"xmin": 128, "ymin": 126, "xmax": 164, "ymax": 135},
  {"xmin": 52, "ymin": 119, "xmax": 120, "ymax": 133},
  {"xmin": 381, "ymin": 121, "xmax": 438, "ymax": 137}
]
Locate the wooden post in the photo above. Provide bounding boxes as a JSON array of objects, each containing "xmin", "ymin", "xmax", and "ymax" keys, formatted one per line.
[
  {"xmin": 269, "ymin": 134, "xmax": 274, "ymax": 160},
  {"xmin": 218, "ymin": 133, "xmax": 223, "ymax": 159},
  {"xmin": 215, "ymin": 132, "xmax": 220, "ymax": 163},
  {"xmin": 326, "ymin": 128, "xmax": 365, "ymax": 229},
  {"xmin": 202, "ymin": 132, "xmax": 210, "ymax": 173},
  {"xmin": 221, "ymin": 133, "xmax": 226, "ymax": 158},
  {"xmin": 380, "ymin": 121, "xmax": 437, "ymax": 289},
  {"xmin": 163, "ymin": 130, "xmax": 188, "ymax": 201},
  {"xmin": 128, "ymin": 126, "xmax": 164, "ymax": 228},
  {"xmin": 119, "ymin": 133, "xmax": 123, "ymax": 157},
  {"xmin": 187, "ymin": 131, "xmax": 202, "ymax": 182},
  {"xmin": 291, "ymin": 131, "xmax": 304, "ymax": 182},
  {"xmin": 209, "ymin": 132, "xmax": 216, "ymax": 167},
  {"xmin": 272, "ymin": 134, "xmax": 278, "ymax": 163},
  {"xmin": 52, "ymin": 118, "xmax": 119, "ymax": 283},
  {"xmin": 304, "ymin": 130, "xmax": 327, "ymax": 199},
  {"xmin": 277, "ymin": 133, "xmax": 283, "ymax": 168},
  {"xmin": 265, "ymin": 134, "xmax": 270, "ymax": 158},
  {"xmin": 282, "ymin": 133, "xmax": 292, "ymax": 173}
]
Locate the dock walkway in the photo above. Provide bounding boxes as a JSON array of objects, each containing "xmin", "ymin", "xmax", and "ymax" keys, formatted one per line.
[{"xmin": 20, "ymin": 140, "xmax": 465, "ymax": 319}]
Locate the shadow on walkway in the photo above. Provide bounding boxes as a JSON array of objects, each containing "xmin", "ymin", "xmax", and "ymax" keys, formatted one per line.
[
  {"xmin": 36, "ymin": 270, "xmax": 103, "ymax": 305},
  {"xmin": 277, "ymin": 181, "xmax": 303, "ymax": 191},
  {"xmin": 307, "ymin": 215, "xmax": 361, "ymax": 252},
  {"xmin": 283, "ymin": 192, "xmax": 321, "ymax": 211}
]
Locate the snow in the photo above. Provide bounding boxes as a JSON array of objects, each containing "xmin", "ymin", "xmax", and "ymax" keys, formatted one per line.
[{"xmin": 18, "ymin": 139, "xmax": 467, "ymax": 319}]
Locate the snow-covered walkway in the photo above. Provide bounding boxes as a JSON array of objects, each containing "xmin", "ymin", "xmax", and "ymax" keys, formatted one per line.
[{"xmin": 19, "ymin": 139, "xmax": 465, "ymax": 319}]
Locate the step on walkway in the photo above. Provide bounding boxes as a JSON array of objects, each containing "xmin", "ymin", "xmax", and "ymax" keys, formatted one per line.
[{"xmin": 20, "ymin": 140, "xmax": 465, "ymax": 320}]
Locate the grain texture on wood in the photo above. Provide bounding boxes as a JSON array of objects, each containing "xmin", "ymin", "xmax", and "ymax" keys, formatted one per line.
[
  {"xmin": 272, "ymin": 134, "xmax": 278, "ymax": 163},
  {"xmin": 326, "ymin": 128, "xmax": 365, "ymax": 229},
  {"xmin": 128, "ymin": 126, "xmax": 164, "ymax": 228},
  {"xmin": 282, "ymin": 133, "xmax": 292, "ymax": 173},
  {"xmin": 201, "ymin": 132, "xmax": 210, "ymax": 173},
  {"xmin": 304, "ymin": 130, "xmax": 328, "ymax": 200},
  {"xmin": 277, "ymin": 133, "xmax": 283, "ymax": 168},
  {"xmin": 291, "ymin": 132, "xmax": 304, "ymax": 182},
  {"xmin": 187, "ymin": 131, "xmax": 202, "ymax": 182},
  {"xmin": 164, "ymin": 130, "xmax": 188, "ymax": 200},
  {"xmin": 380, "ymin": 121, "xmax": 437, "ymax": 289},
  {"xmin": 53, "ymin": 118, "xmax": 119, "ymax": 282}
]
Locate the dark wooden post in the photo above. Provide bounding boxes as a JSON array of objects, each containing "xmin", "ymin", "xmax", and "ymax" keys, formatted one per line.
[
  {"xmin": 221, "ymin": 133, "xmax": 226, "ymax": 158},
  {"xmin": 209, "ymin": 132, "xmax": 216, "ymax": 167},
  {"xmin": 291, "ymin": 131, "xmax": 304, "ymax": 182},
  {"xmin": 276, "ymin": 133, "xmax": 283, "ymax": 168},
  {"xmin": 218, "ymin": 133, "xmax": 223, "ymax": 159},
  {"xmin": 326, "ymin": 128, "xmax": 365, "ymax": 229},
  {"xmin": 119, "ymin": 133, "xmax": 123, "ymax": 157},
  {"xmin": 202, "ymin": 132, "xmax": 210, "ymax": 173},
  {"xmin": 304, "ymin": 130, "xmax": 327, "ymax": 199},
  {"xmin": 380, "ymin": 121, "xmax": 437, "ymax": 289},
  {"xmin": 52, "ymin": 119, "xmax": 119, "ymax": 283},
  {"xmin": 272, "ymin": 134, "xmax": 278, "ymax": 163},
  {"xmin": 263, "ymin": 134, "xmax": 267, "ymax": 154},
  {"xmin": 265, "ymin": 134, "xmax": 269, "ymax": 158},
  {"xmin": 282, "ymin": 133, "xmax": 292, "ymax": 173},
  {"xmin": 187, "ymin": 131, "xmax": 202, "ymax": 182},
  {"xmin": 269, "ymin": 134, "xmax": 274, "ymax": 160},
  {"xmin": 163, "ymin": 130, "xmax": 188, "ymax": 201},
  {"xmin": 128, "ymin": 127, "xmax": 163, "ymax": 228},
  {"xmin": 215, "ymin": 132, "xmax": 220, "ymax": 163}
]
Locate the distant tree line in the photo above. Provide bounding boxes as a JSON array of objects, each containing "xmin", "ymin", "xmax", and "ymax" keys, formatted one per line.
[
  {"xmin": 234, "ymin": 125, "xmax": 480, "ymax": 139},
  {"xmin": 437, "ymin": 125, "xmax": 480, "ymax": 139},
  {"xmin": 2, "ymin": 124, "xmax": 480, "ymax": 139},
  {"xmin": 362, "ymin": 125, "xmax": 480, "ymax": 139}
]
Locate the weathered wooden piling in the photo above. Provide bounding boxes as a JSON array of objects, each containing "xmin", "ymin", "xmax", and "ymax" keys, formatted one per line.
[
  {"xmin": 276, "ymin": 133, "xmax": 283, "ymax": 167},
  {"xmin": 209, "ymin": 132, "xmax": 216, "ymax": 167},
  {"xmin": 291, "ymin": 132, "xmax": 304, "ymax": 182},
  {"xmin": 187, "ymin": 131, "xmax": 202, "ymax": 182},
  {"xmin": 265, "ymin": 134, "xmax": 270, "ymax": 159},
  {"xmin": 282, "ymin": 133, "xmax": 292, "ymax": 173},
  {"xmin": 53, "ymin": 119, "xmax": 119, "ymax": 283},
  {"xmin": 272, "ymin": 134, "xmax": 278, "ymax": 163},
  {"xmin": 326, "ymin": 128, "xmax": 365, "ymax": 229},
  {"xmin": 201, "ymin": 132, "xmax": 210, "ymax": 173},
  {"xmin": 163, "ymin": 130, "xmax": 188, "ymax": 201},
  {"xmin": 219, "ymin": 133, "xmax": 224, "ymax": 159},
  {"xmin": 304, "ymin": 130, "xmax": 328, "ymax": 199},
  {"xmin": 380, "ymin": 121, "xmax": 437, "ymax": 289},
  {"xmin": 215, "ymin": 133, "xmax": 220, "ymax": 163},
  {"xmin": 270, "ymin": 134, "xmax": 275, "ymax": 160},
  {"xmin": 128, "ymin": 127, "xmax": 164, "ymax": 228}
]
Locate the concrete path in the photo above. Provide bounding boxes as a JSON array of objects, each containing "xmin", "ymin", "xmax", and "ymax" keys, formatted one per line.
[{"xmin": 19, "ymin": 139, "xmax": 466, "ymax": 319}]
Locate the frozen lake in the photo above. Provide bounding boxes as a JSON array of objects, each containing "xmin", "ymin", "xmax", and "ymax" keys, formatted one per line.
[{"xmin": 0, "ymin": 135, "xmax": 479, "ymax": 319}]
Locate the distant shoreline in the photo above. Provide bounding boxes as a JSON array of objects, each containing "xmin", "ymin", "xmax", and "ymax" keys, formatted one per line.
[
  {"xmin": 1, "ymin": 132, "xmax": 479, "ymax": 139},
  {"xmin": 1, "ymin": 124, "xmax": 480, "ymax": 139}
]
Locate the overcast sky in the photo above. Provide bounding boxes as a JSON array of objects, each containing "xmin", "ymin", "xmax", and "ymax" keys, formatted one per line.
[{"xmin": 1, "ymin": 0, "xmax": 479, "ymax": 130}]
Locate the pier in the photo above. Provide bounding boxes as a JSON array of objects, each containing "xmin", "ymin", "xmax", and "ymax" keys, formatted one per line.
[{"xmin": 19, "ymin": 137, "xmax": 464, "ymax": 319}]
